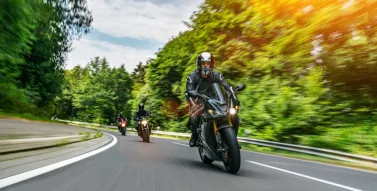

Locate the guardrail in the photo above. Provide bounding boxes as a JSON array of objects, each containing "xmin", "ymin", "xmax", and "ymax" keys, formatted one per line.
[{"xmin": 59, "ymin": 119, "xmax": 377, "ymax": 166}]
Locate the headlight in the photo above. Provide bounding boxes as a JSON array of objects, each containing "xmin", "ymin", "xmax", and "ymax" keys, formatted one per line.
[
  {"xmin": 229, "ymin": 108, "xmax": 237, "ymax": 115},
  {"xmin": 142, "ymin": 120, "xmax": 147, "ymax": 125},
  {"xmin": 122, "ymin": 124, "xmax": 125, "ymax": 127}
]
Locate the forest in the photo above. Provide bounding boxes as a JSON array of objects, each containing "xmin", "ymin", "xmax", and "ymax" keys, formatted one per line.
[{"xmin": 1, "ymin": 0, "xmax": 377, "ymax": 156}]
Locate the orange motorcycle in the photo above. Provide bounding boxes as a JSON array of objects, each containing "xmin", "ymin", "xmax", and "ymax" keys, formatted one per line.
[{"xmin": 118, "ymin": 118, "xmax": 127, "ymax": 136}]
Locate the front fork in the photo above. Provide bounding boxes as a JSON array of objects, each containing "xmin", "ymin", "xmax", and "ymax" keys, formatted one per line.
[{"xmin": 199, "ymin": 119, "xmax": 227, "ymax": 152}]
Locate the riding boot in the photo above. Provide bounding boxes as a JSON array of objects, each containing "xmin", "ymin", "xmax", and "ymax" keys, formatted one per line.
[
  {"xmin": 189, "ymin": 132, "xmax": 198, "ymax": 147},
  {"xmin": 189, "ymin": 116, "xmax": 199, "ymax": 147}
]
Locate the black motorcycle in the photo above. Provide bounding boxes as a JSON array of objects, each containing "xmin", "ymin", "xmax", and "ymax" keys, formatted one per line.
[{"xmin": 188, "ymin": 83, "xmax": 245, "ymax": 174}]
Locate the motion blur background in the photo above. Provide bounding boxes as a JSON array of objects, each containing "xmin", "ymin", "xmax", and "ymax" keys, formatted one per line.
[{"xmin": 1, "ymin": 0, "xmax": 376, "ymax": 157}]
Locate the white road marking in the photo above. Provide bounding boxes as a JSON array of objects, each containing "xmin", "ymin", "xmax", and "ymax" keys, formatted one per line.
[
  {"xmin": 172, "ymin": 142, "xmax": 189, "ymax": 147},
  {"xmin": 241, "ymin": 150, "xmax": 377, "ymax": 174},
  {"xmin": 246, "ymin": 160, "xmax": 363, "ymax": 191},
  {"xmin": 0, "ymin": 132, "xmax": 117, "ymax": 189}
]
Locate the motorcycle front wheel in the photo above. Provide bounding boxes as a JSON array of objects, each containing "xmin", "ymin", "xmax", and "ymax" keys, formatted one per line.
[
  {"xmin": 221, "ymin": 128, "xmax": 241, "ymax": 174},
  {"xmin": 145, "ymin": 130, "xmax": 150, "ymax": 143},
  {"xmin": 198, "ymin": 145, "xmax": 213, "ymax": 164}
]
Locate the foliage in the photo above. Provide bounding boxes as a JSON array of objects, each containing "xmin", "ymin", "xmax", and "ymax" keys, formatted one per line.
[
  {"xmin": 0, "ymin": 0, "xmax": 92, "ymax": 115},
  {"xmin": 57, "ymin": 57, "xmax": 134, "ymax": 125},
  {"xmin": 130, "ymin": 0, "xmax": 377, "ymax": 156}
]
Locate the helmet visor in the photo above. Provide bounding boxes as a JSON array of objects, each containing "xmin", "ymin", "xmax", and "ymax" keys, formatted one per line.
[{"xmin": 200, "ymin": 61, "xmax": 211, "ymax": 68}]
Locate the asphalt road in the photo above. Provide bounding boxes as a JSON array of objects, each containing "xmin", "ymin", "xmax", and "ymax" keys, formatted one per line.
[{"xmin": 3, "ymin": 131, "xmax": 377, "ymax": 191}]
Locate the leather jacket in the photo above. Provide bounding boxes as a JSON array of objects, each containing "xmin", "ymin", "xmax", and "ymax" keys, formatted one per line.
[{"xmin": 186, "ymin": 69, "xmax": 236, "ymax": 100}]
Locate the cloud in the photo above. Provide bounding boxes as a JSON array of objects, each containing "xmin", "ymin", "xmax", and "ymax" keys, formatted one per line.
[
  {"xmin": 87, "ymin": 0, "xmax": 203, "ymax": 43},
  {"xmin": 66, "ymin": 38, "xmax": 155, "ymax": 72}
]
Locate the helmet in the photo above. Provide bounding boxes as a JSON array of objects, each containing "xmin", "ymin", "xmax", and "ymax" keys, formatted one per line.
[
  {"xmin": 120, "ymin": 112, "xmax": 123, "ymax": 115},
  {"xmin": 139, "ymin": 103, "xmax": 144, "ymax": 111},
  {"xmin": 196, "ymin": 52, "xmax": 215, "ymax": 77}
]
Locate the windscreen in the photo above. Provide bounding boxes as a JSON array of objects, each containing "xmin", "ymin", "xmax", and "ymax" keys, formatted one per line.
[{"xmin": 211, "ymin": 83, "xmax": 227, "ymax": 105}]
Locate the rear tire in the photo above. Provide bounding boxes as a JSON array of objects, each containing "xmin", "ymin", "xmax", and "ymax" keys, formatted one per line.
[{"xmin": 221, "ymin": 128, "xmax": 241, "ymax": 174}]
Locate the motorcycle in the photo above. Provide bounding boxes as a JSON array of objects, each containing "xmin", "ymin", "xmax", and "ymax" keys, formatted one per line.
[
  {"xmin": 188, "ymin": 83, "xmax": 245, "ymax": 174},
  {"xmin": 118, "ymin": 118, "xmax": 127, "ymax": 136},
  {"xmin": 137, "ymin": 116, "xmax": 151, "ymax": 143}
]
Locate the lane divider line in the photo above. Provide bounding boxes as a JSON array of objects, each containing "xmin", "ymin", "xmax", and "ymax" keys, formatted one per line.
[
  {"xmin": 246, "ymin": 160, "xmax": 363, "ymax": 191},
  {"xmin": 0, "ymin": 132, "xmax": 117, "ymax": 189},
  {"xmin": 172, "ymin": 142, "xmax": 189, "ymax": 147}
]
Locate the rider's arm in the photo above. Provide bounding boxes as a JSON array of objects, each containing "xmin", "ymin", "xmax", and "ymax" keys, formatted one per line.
[
  {"xmin": 186, "ymin": 71, "xmax": 198, "ymax": 97},
  {"xmin": 213, "ymin": 71, "xmax": 239, "ymax": 103},
  {"xmin": 213, "ymin": 71, "xmax": 232, "ymax": 93}
]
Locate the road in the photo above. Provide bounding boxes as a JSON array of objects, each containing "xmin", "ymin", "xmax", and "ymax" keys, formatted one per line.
[{"xmin": 3, "ymin": 131, "xmax": 377, "ymax": 191}]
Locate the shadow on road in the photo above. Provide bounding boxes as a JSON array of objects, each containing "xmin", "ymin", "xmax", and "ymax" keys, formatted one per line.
[
  {"xmin": 166, "ymin": 157, "xmax": 255, "ymax": 178},
  {"xmin": 127, "ymin": 139, "xmax": 155, "ymax": 144}
]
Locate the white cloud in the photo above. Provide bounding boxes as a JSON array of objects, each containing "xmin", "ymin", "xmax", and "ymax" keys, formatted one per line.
[
  {"xmin": 66, "ymin": 38, "xmax": 155, "ymax": 72},
  {"xmin": 66, "ymin": 0, "xmax": 203, "ymax": 71},
  {"xmin": 87, "ymin": 0, "xmax": 203, "ymax": 43}
]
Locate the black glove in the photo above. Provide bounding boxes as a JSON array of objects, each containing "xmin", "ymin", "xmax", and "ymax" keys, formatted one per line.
[{"xmin": 234, "ymin": 99, "xmax": 241, "ymax": 106}]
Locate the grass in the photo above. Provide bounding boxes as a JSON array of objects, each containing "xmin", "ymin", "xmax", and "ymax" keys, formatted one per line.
[
  {"xmin": 79, "ymin": 131, "xmax": 92, "ymax": 141},
  {"xmin": 56, "ymin": 138, "xmax": 71, "ymax": 146},
  {"xmin": 95, "ymin": 131, "xmax": 103, "ymax": 138}
]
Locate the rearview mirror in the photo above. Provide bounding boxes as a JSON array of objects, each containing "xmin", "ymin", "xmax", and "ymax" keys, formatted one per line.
[{"xmin": 235, "ymin": 84, "xmax": 246, "ymax": 92}]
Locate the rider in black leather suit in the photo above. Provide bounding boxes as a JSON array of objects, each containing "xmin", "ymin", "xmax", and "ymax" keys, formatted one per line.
[{"xmin": 186, "ymin": 52, "xmax": 240, "ymax": 147}]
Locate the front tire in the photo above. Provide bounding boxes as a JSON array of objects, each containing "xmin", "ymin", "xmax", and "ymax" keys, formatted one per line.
[
  {"xmin": 221, "ymin": 128, "xmax": 241, "ymax": 174},
  {"xmin": 144, "ymin": 129, "xmax": 150, "ymax": 143},
  {"xmin": 198, "ymin": 145, "xmax": 213, "ymax": 164},
  {"xmin": 120, "ymin": 127, "xmax": 125, "ymax": 136}
]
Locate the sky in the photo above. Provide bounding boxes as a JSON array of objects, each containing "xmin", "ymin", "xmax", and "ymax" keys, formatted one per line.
[{"xmin": 66, "ymin": 0, "xmax": 203, "ymax": 72}]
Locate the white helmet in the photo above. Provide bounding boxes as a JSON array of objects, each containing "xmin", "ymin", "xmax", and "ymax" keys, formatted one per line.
[{"xmin": 196, "ymin": 52, "xmax": 215, "ymax": 77}]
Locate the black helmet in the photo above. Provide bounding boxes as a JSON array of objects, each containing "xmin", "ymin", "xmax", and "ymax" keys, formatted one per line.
[
  {"xmin": 196, "ymin": 52, "xmax": 215, "ymax": 77},
  {"xmin": 139, "ymin": 103, "xmax": 144, "ymax": 111}
]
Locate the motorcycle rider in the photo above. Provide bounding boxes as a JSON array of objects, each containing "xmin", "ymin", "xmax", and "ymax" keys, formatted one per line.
[
  {"xmin": 133, "ymin": 103, "xmax": 152, "ymax": 135},
  {"xmin": 117, "ymin": 112, "xmax": 128, "ymax": 131},
  {"xmin": 186, "ymin": 52, "xmax": 240, "ymax": 147}
]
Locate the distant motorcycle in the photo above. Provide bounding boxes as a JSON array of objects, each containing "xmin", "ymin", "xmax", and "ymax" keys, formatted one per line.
[
  {"xmin": 118, "ymin": 118, "xmax": 127, "ymax": 136},
  {"xmin": 137, "ymin": 116, "xmax": 151, "ymax": 143},
  {"xmin": 188, "ymin": 83, "xmax": 245, "ymax": 174}
]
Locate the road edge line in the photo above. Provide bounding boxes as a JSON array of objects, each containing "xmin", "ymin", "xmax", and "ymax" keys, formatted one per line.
[
  {"xmin": 0, "ymin": 132, "xmax": 117, "ymax": 189},
  {"xmin": 246, "ymin": 160, "xmax": 363, "ymax": 191},
  {"xmin": 241, "ymin": 149, "xmax": 377, "ymax": 174}
]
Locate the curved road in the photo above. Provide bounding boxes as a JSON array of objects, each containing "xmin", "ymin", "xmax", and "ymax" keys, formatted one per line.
[{"xmin": 3, "ymin": 131, "xmax": 377, "ymax": 191}]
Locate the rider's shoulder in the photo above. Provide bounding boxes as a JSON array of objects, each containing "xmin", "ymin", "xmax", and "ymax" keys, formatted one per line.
[
  {"xmin": 187, "ymin": 70, "xmax": 199, "ymax": 82},
  {"xmin": 211, "ymin": 70, "xmax": 220, "ymax": 75},
  {"xmin": 211, "ymin": 70, "xmax": 223, "ymax": 79}
]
